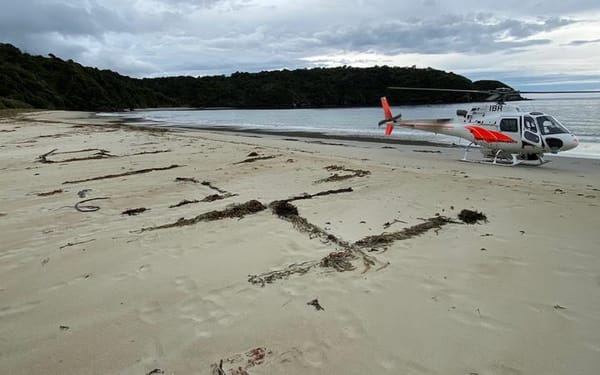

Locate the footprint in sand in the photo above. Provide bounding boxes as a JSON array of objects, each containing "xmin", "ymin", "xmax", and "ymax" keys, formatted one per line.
[
  {"xmin": 203, "ymin": 296, "xmax": 235, "ymax": 327},
  {"xmin": 138, "ymin": 301, "xmax": 163, "ymax": 325},
  {"xmin": 450, "ymin": 308, "xmax": 511, "ymax": 332},
  {"xmin": 552, "ymin": 305, "xmax": 578, "ymax": 322},
  {"xmin": 336, "ymin": 310, "xmax": 368, "ymax": 339},
  {"xmin": 487, "ymin": 363, "xmax": 523, "ymax": 375},
  {"xmin": 177, "ymin": 293, "xmax": 237, "ymax": 328},
  {"xmin": 378, "ymin": 358, "xmax": 398, "ymax": 371},
  {"xmin": 399, "ymin": 359, "xmax": 435, "ymax": 374},
  {"xmin": 194, "ymin": 328, "xmax": 212, "ymax": 338},
  {"xmin": 584, "ymin": 340, "xmax": 600, "ymax": 353},
  {"xmin": 0, "ymin": 300, "xmax": 42, "ymax": 318},
  {"xmin": 174, "ymin": 275, "xmax": 198, "ymax": 294},
  {"xmin": 298, "ymin": 343, "xmax": 327, "ymax": 368},
  {"xmin": 166, "ymin": 246, "xmax": 184, "ymax": 259},
  {"xmin": 136, "ymin": 264, "xmax": 152, "ymax": 280},
  {"xmin": 419, "ymin": 276, "xmax": 447, "ymax": 292}
]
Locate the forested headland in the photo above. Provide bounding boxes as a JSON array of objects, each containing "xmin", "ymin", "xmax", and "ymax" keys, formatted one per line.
[{"xmin": 1, "ymin": 43, "xmax": 513, "ymax": 111}]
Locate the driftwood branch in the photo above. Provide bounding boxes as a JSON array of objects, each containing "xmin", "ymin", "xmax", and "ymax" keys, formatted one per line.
[
  {"xmin": 234, "ymin": 155, "xmax": 277, "ymax": 164},
  {"xmin": 37, "ymin": 189, "xmax": 63, "ymax": 197},
  {"xmin": 37, "ymin": 148, "xmax": 58, "ymax": 163},
  {"xmin": 127, "ymin": 149, "xmax": 170, "ymax": 156},
  {"xmin": 37, "ymin": 148, "xmax": 113, "ymax": 163},
  {"xmin": 63, "ymin": 164, "xmax": 182, "ymax": 184},
  {"xmin": 36, "ymin": 148, "xmax": 169, "ymax": 164},
  {"xmin": 169, "ymin": 199, "xmax": 200, "ymax": 208},
  {"xmin": 59, "ymin": 239, "xmax": 96, "ymax": 249},
  {"xmin": 175, "ymin": 177, "xmax": 199, "ymax": 183},
  {"xmin": 201, "ymin": 181, "xmax": 228, "ymax": 194}
]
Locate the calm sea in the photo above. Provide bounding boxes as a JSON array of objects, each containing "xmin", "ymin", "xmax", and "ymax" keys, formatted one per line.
[{"xmin": 100, "ymin": 96, "xmax": 600, "ymax": 159}]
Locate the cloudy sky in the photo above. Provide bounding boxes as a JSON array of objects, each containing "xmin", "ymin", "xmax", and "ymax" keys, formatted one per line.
[{"xmin": 1, "ymin": 0, "xmax": 599, "ymax": 89}]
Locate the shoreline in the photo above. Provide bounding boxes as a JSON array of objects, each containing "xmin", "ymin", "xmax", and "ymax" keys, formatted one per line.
[
  {"xmin": 1, "ymin": 110, "xmax": 599, "ymax": 375},
  {"xmin": 97, "ymin": 112, "xmax": 459, "ymax": 148},
  {"xmin": 99, "ymin": 111, "xmax": 600, "ymax": 161}
]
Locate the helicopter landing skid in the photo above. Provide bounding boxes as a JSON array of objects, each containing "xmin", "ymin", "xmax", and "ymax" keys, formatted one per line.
[
  {"xmin": 461, "ymin": 144, "xmax": 550, "ymax": 166},
  {"xmin": 460, "ymin": 157, "xmax": 522, "ymax": 166}
]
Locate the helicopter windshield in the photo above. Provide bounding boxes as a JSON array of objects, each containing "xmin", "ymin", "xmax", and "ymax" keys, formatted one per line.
[{"xmin": 535, "ymin": 116, "xmax": 569, "ymax": 135}]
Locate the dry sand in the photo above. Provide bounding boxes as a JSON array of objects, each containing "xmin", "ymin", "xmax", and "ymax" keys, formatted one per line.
[{"xmin": 1, "ymin": 110, "xmax": 599, "ymax": 375}]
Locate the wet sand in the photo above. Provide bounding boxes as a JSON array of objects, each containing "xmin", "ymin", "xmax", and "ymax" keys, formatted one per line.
[{"xmin": 1, "ymin": 110, "xmax": 599, "ymax": 374}]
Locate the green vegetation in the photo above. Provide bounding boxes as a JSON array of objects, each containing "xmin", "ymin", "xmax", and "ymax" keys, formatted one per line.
[
  {"xmin": 0, "ymin": 44, "xmax": 172, "ymax": 111},
  {"xmin": 1, "ymin": 43, "xmax": 513, "ymax": 111}
]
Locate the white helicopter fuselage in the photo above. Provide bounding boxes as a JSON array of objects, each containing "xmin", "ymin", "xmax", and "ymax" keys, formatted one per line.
[
  {"xmin": 451, "ymin": 103, "xmax": 578, "ymax": 154},
  {"xmin": 380, "ymin": 98, "xmax": 579, "ymax": 165}
]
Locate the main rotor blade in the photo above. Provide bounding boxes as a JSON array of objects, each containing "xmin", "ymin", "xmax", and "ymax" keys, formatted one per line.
[
  {"xmin": 388, "ymin": 86, "xmax": 491, "ymax": 94},
  {"xmin": 519, "ymin": 90, "xmax": 600, "ymax": 94}
]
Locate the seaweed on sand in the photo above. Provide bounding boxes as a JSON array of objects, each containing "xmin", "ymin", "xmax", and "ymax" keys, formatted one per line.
[
  {"xmin": 320, "ymin": 250, "xmax": 356, "ymax": 272},
  {"xmin": 315, "ymin": 165, "xmax": 371, "ymax": 183},
  {"xmin": 268, "ymin": 200, "xmax": 351, "ymax": 248},
  {"xmin": 175, "ymin": 177, "xmax": 199, "ymax": 183},
  {"xmin": 122, "ymin": 207, "xmax": 148, "ymax": 216},
  {"xmin": 354, "ymin": 216, "xmax": 459, "ymax": 249},
  {"xmin": 141, "ymin": 200, "xmax": 266, "ymax": 232},
  {"xmin": 248, "ymin": 260, "xmax": 319, "ymax": 287},
  {"xmin": 250, "ymin": 204, "xmax": 483, "ymax": 286},
  {"xmin": 458, "ymin": 209, "xmax": 487, "ymax": 224},
  {"xmin": 201, "ymin": 193, "xmax": 236, "ymax": 202}
]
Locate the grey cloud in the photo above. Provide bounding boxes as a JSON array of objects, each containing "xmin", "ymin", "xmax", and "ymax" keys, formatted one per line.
[
  {"xmin": 468, "ymin": 72, "xmax": 600, "ymax": 91},
  {"xmin": 313, "ymin": 14, "xmax": 575, "ymax": 55},
  {"xmin": 0, "ymin": 0, "xmax": 597, "ymax": 80},
  {"xmin": 0, "ymin": 0, "xmax": 128, "ymax": 37},
  {"xmin": 565, "ymin": 38, "xmax": 600, "ymax": 46}
]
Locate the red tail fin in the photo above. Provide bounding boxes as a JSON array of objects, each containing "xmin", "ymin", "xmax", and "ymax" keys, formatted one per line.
[
  {"xmin": 384, "ymin": 124, "xmax": 394, "ymax": 136},
  {"xmin": 381, "ymin": 97, "xmax": 394, "ymax": 136},
  {"xmin": 381, "ymin": 97, "xmax": 393, "ymax": 120}
]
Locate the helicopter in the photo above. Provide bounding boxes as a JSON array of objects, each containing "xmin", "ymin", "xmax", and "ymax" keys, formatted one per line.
[{"xmin": 378, "ymin": 87, "xmax": 599, "ymax": 166}]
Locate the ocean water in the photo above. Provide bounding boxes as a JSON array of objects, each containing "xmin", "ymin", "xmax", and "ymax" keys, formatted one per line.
[{"xmin": 100, "ymin": 96, "xmax": 600, "ymax": 159}]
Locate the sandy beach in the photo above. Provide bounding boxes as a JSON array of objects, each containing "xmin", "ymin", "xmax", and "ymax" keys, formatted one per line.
[{"xmin": 1, "ymin": 110, "xmax": 599, "ymax": 375}]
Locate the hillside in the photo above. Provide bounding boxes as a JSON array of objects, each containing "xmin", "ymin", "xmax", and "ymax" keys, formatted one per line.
[{"xmin": 0, "ymin": 43, "xmax": 512, "ymax": 111}]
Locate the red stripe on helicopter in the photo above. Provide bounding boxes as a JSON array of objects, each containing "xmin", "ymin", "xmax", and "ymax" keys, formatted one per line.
[{"xmin": 465, "ymin": 125, "xmax": 515, "ymax": 143}]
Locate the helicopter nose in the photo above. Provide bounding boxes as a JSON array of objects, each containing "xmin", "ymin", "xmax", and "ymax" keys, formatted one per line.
[
  {"xmin": 567, "ymin": 135, "xmax": 578, "ymax": 150},
  {"xmin": 562, "ymin": 134, "xmax": 578, "ymax": 151}
]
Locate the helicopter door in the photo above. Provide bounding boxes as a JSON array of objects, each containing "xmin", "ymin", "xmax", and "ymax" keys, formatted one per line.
[{"xmin": 522, "ymin": 115, "xmax": 542, "ymax": 148}]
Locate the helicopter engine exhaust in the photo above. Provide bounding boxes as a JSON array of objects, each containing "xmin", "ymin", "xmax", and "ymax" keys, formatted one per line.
[{"xmin": 456, "ymin": 109, "xmax": 468, "ymax": 117}]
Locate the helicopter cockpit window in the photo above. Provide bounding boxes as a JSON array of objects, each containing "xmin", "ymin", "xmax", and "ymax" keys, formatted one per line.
[
  {"xmin": 536, "ymin": 116, "xmax": 569, "ymax": 135},
  {"xmin": 524, "ymin": 116, "xmax": 537, "ymax": 132},
  {"xmin": 499, "ymin": 118, "xmax": 518, "ymax": 132}
]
